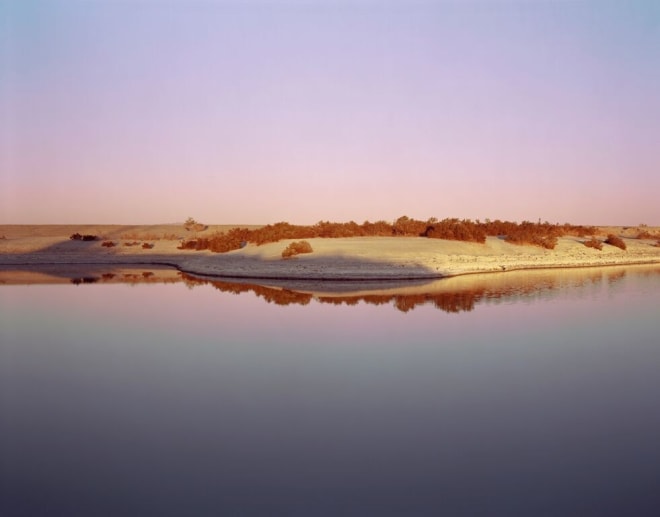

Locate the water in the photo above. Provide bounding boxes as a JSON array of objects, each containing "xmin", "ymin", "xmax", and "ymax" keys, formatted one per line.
[{"xmin": 1, "ymin": 265, "xmax": 660, "ymax": 516}]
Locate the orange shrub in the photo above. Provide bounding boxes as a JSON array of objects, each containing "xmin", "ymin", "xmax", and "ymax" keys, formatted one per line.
[
  {"xmin": 392, "ymin": 216, "xmax": 427, "ymax": 236},
  {"xmin": 361, "ymin": 220, "xmax": 394, "ymax": 236},
  {"xmin": 605, "ymin": 234, "xmax": 627, "ymax": 250},
  {"xmin": 583, "ymin": 238, "xmax": 603, "ymax": 250},
  {"xmin": 282, "ymin": 241, "xmax": 313, "ymax": 258},
  {"xmin": 68, "ymin": 233, "xmax": 98, "ymax": 241},
  {"xmin": 503, "ymin": 221, "xmax": 560, "ymax": 249},
  {"xmin": 560, "ymin": 224, "xmax": 598, "ymax": 237},
  {"xmin": 424, "ymin": 218, "xmax": 486, "ymax": 243},
  {"xmin": 101, "ymin": 240, "xmax": 116, "ymax": 248},
  {"xmin": 174, "ymin": 217, "xmax": 596, "ymax": 253},
  {"xmin": 179, "ymin": 228, "xmax": 252, "ymax": 253},
  {"xmin": 251, "ymin": 222, "xmax": 311, "ymax": 245},
  {"xmin": 177, "ymin": 240, "xmax": 198, "ymax": 250},
  {"xmin": 183, "ymin": 217, "xmax": 208, "ymax": 232}
]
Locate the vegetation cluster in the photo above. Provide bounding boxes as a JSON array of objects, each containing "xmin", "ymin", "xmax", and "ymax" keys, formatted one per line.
[
  {"xmin": 282, "ymin": 241, "xmax": 313, "ymax": 258},
  {"xmin": 183, "ymin": 217, "xmax": 208, "ymax": 232},
  {"xmin": 72, "ymin": 268, "xmax": 631, "ymax": 314},
  {"xmin": 605, "ymin": 234, "xmax": 627, "ymax": 250},
  {"xmin": 177, "ymin": 216, "xmax": 598, "ymax": 254},
  {"xmin": 636, "ymin": 230, "xmax": 658, "ymax": 240},
  {"xmin": 178, "ymin": 270, "xmax": 619, "ymax": 314},
  {"xmin": 583, "ymin": 238, "xmax": 603, "ymax": 251},
  {"xmin": 178, "ymin": 227, "xmax": 251, "ymax": 252},
  {"xmin": 70, "ymin": 233, "xmax": 98, "ymax": 241}
]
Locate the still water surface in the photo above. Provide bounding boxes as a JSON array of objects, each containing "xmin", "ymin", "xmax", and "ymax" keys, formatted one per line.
[{"xmin": 2, "ymin": 265, "xmax": 660, "ymax": 516}]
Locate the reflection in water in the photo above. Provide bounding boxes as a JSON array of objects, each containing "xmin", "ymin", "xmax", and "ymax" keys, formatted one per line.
[
  {"xmin": 69, "ymin": 266, "xmax": 651, "ymax": 313},
  {"xmin": 0, "ymin": 264, "xmax": 657, "ymax": 313},
  {"xmin": 2, "ymin": 264, "xmax": 660, "ymax": 516}
]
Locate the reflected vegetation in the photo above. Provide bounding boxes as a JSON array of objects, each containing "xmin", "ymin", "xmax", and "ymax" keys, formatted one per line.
[
  {"xmin": 2, "ymin": 263, "xmax": 659, "ymax": 314},
  {"xmin": 3, "ymin": 262, "xmax": 660, "ymax": 516}
]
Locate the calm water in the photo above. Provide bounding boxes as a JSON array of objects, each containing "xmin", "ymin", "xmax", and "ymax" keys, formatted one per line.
[{"xmin": 1, "ymin": 265, "xmax": 660, "ymax": 516}]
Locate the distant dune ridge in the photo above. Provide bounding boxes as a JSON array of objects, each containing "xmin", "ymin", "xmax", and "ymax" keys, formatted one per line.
[{"xmin": 1, "ymin": 221, "xmax": 660, "ymax": 281}]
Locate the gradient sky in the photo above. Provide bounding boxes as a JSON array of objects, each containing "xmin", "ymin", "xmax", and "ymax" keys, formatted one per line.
[{"xmin": 1, "ymin": 0, "xmax": 658, "ymax": 225}]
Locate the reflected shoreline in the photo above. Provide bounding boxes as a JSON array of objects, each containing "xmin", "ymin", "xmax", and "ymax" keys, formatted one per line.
[{"xmin": 2, "ymin": 263, "xmax": 659, "ymax": 314}]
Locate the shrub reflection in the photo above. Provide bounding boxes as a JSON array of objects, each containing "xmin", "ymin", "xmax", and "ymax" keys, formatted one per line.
[{"xmin": 54, "ymin": 265, "xmax": 651, "ymax": 314}]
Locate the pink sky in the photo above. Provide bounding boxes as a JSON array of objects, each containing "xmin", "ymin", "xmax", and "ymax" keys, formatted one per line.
[{"xmin": 1, "ymin": 1, "xmax": 658, "ymax": 225}]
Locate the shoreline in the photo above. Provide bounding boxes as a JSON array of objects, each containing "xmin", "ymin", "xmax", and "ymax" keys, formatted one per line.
[
  {"xmin": 2, "ymin": 226, "xmax": 660, "ymax": 282},
  {"xmin": 4, "ymin": 255, "xmax": 660, "ymax": 281},
  {"xmin": 3, "ymin": 258, "xmax": 660, "ymax": 315}
]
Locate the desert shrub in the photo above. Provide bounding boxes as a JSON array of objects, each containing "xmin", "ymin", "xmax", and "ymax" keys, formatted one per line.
[
  {"xmin": 503, "ymin": 221, "xmax": 561, "ymax": 249},
  {"xmin": 560, "ymin": 223, "xmax": 598, "ymax": 237},
  {"xmin": 313, "ymin": 220, "xmax": 367, "ymax": 238},
  {"xmin": 282, "ymin": 240, "xmax": 313, "ymax": 258},
  {"xmin": 184, "ymin": 217, "xmax": 208, "ymax": 232},
  {"xmin": 392, "ymin": 216, "xmax": 427, "ymax": 236},
  {"xmin": 69, "ymin": 233, "xmax": 98, "ymax": 241},
  {"xmin": 101, "ymin": 240, "xmax": 116, "ymax": 248},
  {"xmin": 123, "ymin": 241, "xmax": 140, "ymax": 247},
  {"xmin": 655, "ymin": 240, "xmax": 660, "ymax": 248},
  {"xmin": 173, "ymin": 217, "xmax": 599, "ymax": 253},
  {"xmin": 482, "ymin": 220, "xmax": 594, "ymax": 246},
  {"xmin": 208, "ymin": 228, "xmax": 252, "ymax": 252},
  {"xmin": 539, "ymin": 235, "xmax": 559, "ymax": 249},
  {"xmin": 424, "ymin": 218, "xmax": 486, "ymax": 243},
  {"xmin": 251, "ymin": 222, "xmax": 311, "ymax": 245},
  {"xmin": 636, "ymin": 230, "xmax": 654, "ymax": 239},
  {"xmin": 177, "ymin": 240, "xmax": 199, "ymax": 250},
  {"xmin": 583, "ymin": 237, "xmax": 603, "ymax": 251},
  {"xmin": 184, "ymin": 217, "xmax": 196, "ymax": 230},
  {"xmin": 605, "ymin": 234, "xmax": 627, "ymax": 250},
  {"xmin": 361, "ymin": 220, "xmax": 394, "ymax": 236},
  {"xmin": 142, "ymin": 242, "xmax": 154, "ymax": 249},
  {"xmin": 178, "ymin": 228, "xmax": 250, "ymax": 252}
]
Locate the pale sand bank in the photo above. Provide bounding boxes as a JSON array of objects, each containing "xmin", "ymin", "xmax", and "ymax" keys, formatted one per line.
[{"xmin": 1, "ymin": 225, "xmax": 660, "ymax": 281}]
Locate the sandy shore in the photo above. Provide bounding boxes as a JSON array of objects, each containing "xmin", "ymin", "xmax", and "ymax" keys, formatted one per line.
[{"xmin": 1, "ymin": 224, "xmax": 660, "ymax": 281}]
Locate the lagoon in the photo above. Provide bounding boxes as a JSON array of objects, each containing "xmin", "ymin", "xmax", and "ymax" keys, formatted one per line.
[{"xmin": 1, "ymin": 265, "xmax": 660, "ymax": 516}]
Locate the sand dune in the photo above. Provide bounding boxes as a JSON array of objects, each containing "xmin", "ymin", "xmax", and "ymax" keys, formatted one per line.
[{"xmin": 1, "ymin": 224, "xmax": 659, "ymax": 281}]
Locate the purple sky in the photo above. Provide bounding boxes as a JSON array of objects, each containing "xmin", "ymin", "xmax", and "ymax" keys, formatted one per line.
[{"xmin": 1, "ymin": 0, "xmax": 659, "ymax": 225}]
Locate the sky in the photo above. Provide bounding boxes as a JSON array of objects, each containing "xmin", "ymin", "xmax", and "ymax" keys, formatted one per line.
[{"xmin": 1, "ymin": 0, "xmax": 658, "ymax": 225}]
